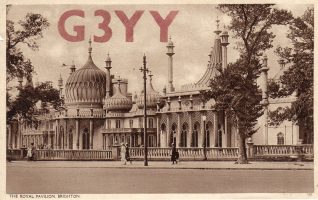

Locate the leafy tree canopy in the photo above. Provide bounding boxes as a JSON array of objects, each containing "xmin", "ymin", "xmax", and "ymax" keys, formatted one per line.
[{"xmin": 268, "ymin": 8, "xmax": 313, "ymax": 143}]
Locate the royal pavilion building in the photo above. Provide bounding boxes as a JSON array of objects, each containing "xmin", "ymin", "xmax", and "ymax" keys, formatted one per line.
[{"xmin": 7, "ymin": 19, "xmax": 309, "ymax": 153}]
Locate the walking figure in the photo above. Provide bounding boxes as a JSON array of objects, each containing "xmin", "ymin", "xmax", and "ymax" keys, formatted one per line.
[
  {"xmin": 171, "ymin": 143, "xmax": 179, "ymax": 164},
  {"xmin": 125, "ymin": 143, "xmax": 132, "ymax": 164},
  {"xmin": 120, "ymin": 143, "xmax": 127, "ymax": 165},
  {"xmin": 27, "ymin": 143, "xmax": 36, "ymax": 161}
]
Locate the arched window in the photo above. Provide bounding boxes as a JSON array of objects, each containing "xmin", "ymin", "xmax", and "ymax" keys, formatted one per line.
[
  {"xmin": 170, "ymin": 124, "xmax": 177, "ymax": 147},
  {"xmin": 181, "ymin": 123, "xmax": 188, "ymax": 147},
  {"xmin": 277, "ymin": 132, "xmax": 284, "ymax": 145},
  {"xmin": 192, "ymin": 122, "xmax": 200, "ymax": 147},
  {"xmin": 161, "ymin": 124, "xmax": 166, "ymax": 132}
]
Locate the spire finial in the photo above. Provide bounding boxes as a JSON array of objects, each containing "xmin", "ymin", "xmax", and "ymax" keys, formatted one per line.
[
  {"xmin": 88, "ymin": 36, "xmax": 92, "ymax": 56},
  {"xmin": 216, "ymin": 16, "xmax": 220, "ymax": 30}
]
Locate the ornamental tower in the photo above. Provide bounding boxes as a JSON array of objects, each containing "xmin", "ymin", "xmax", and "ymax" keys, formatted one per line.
[{"xmin": 166, "ymin": 36, "xmax": 175, "ymax": 92}]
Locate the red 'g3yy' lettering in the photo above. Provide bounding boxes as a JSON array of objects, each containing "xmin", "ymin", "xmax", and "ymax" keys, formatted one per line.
[
  {"xmin": 58, "ymin": 10, "xmax": 85, "ymax": 42},
  {"xmin": 58, "ymin": 9, "xmax": 178, "ymax": 42}
]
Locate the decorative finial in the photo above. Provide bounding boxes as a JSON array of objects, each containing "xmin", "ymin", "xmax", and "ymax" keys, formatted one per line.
[
  {"xmin": 149, "ymin": 72, "xmax": 153, "ymax": 81},
  {"xmin": 88, "ymin": 36, "xmax": 92, "ymax": 55},
  {"xmin": 216, "ymin": 16, "xmax": 220, "ymax": 30}
]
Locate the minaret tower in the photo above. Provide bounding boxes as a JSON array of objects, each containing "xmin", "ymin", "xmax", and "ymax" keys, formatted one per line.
[
  {"xmin": 166, "ymin": 36, "xmax": 175, "ymax": 92},
  {"xmin": 105, "ymin": 53, "xmax": 112, "ymax": 98},
  {"xmin": 58, "ymin": 74, "xmax": 63, "ymax": 97},
  {"xmin": 261, "ymin": 55, "xmax": 269, "ymax": 145},
  {"xmin": 220, "ymin": 25, "xmax": 229, "ymax": 70}
]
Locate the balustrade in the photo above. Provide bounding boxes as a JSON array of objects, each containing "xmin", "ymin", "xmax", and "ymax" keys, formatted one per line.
[
  {"xmin": 35, "ymin": 149, "xmax": 112, "ymax": 160},
  {"xmin": 253, "ymin": 145, "xmax": 313, "ymax": 157}
]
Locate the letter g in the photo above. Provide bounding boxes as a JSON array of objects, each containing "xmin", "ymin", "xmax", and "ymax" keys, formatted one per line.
[{"xmin": 58, "ymin": 10, "xmax": 85, "ymax": 42}]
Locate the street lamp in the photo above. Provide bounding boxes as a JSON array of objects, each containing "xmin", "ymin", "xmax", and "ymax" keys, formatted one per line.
[
  {"xmin": 140, "ymin": 54, "xmax": 149, "ymax": 166},
  {"xmin": 202, "ymin": 115, "xmax": 207, "ymax": 161}
]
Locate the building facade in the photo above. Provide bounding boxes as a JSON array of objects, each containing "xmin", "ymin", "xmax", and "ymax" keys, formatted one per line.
[{"xmin": 7, "ymin": 19, "xmax": 305, "ymax": 151}]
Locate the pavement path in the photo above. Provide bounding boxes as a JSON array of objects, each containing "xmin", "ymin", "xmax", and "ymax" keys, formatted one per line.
[{"xmin": 6, "ymin": 160, "xmax": 313, "ymax": 170}]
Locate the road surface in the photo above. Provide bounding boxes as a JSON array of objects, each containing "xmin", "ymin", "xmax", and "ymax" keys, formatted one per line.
[{"xmin": 6, "ymin": 162, "xmax": 313, "ymax": 193}]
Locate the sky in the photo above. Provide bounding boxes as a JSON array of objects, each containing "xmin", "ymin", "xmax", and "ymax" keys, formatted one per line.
[{"xmin": 7, "ymin": 4, "xmax": 313, "ymax": 94}]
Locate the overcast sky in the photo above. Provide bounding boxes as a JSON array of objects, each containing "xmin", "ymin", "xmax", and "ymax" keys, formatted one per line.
[{"xmin": 7, "ymin": 4, "xmax": 313, "ymax": 94}]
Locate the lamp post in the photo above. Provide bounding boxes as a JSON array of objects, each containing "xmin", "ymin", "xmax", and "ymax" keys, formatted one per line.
[
  {"xmin": 202, "ymin": 115, "xmax": 207, "ymax": 160},
  {"xmin": 140, "ymin": 54, "xmax": 149, "ymax": 166}
]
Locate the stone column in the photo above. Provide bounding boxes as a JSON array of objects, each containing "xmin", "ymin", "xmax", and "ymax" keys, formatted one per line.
[
  {"xmin": 90, "ymin": 119, "xmax": 93, "ymax": 149},
  {"xmin": 166, "ymin": 114, "xmax": 170, "ymax": 147},
  {"xmin": 214, "ymin": 111, "xmax": 218, "ymax": 147},
  {"xmin": 156, "ymin": 117, "xmax": 160, "ymax": 147},
  {"xmin": 177, "ymin": 113, "xmax": 181, "ymax": 147},
  {"xmin": 188, "ymin": 112, "xmax": 193, "ymax": 147},
  {"xmin": 64, "ymin": 120, "xmax": 68, "ymax": 149},
  {"xmin": 75, "ymin": 119, "xmax": 80, "ymax": 150},
  {"xmin": 200, "ymin": 116, "xmax": 204, "ymax": 147},
  {"xmin": 17, "ymin": 123, "xmax": 21, "ymax": 149},
  {"xmin": 7, "ymin": 125, "xmax": 12, "ymax": 149},
  {"xmin": 55, "ymin": 119, "xmax": 59, "ymax": 149},
  {"xmin": 222, "ymin": 113, "xmax": 228, "ymax": 147}
]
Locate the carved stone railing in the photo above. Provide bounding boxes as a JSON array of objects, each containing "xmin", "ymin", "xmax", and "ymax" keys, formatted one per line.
[
  {"xmin": 35, "ymin": 150, "xmax": 113, "ymax": 161},
  {"xmin": 253, "ymin": 145, "xmax": 313, "ymax": 158},
  {"xmin": 6, "ymin": 145, "xmax": 314, "ymax": 161},
  {"xmin": 206, "ymin": 148, "xmax": 239, "ymax": 160},
  {"xmin": 129, "ymin": 147, "xmax": 239, "ymax": 160}
]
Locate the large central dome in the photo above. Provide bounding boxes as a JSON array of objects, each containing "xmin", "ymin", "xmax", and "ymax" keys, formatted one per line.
[{"xmin": 65, "ymin": 40, "xmax": 106, "ymax": 108}]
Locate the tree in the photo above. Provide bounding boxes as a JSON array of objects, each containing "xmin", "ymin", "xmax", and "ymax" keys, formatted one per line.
[
  {"xmin": 268, "ymin": 8, "xmax": 313, "ymax": 144},
  {"xmin": 203, "ymin": 4, "xmax": 293, "ymax": 163},
  {"xmin": 6, "ymin": 7, "xmax": 50, "ymax": 82},
  {"xmin": 6, "ymin": 7, "xmax": 62, "ymax": 123},
  {"xmin": 7, "ymin": 82, "xmax": 64, "ymax": 123}
]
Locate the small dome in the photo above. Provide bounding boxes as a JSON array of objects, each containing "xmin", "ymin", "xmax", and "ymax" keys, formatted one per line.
[
  {"xmin": 104, "ymin": 80, "xmax": 132, "ymax": 112},
  {"xmin": 137, "ymin": 75, "xmax": 161, "ymax": 109},
  {"xmin": 221, "ymin": 30, "xmax": 228, "ymax": 35},
  {"xmin": 65, "ymin": 40, "xmax": 106, "ymax": 108}
]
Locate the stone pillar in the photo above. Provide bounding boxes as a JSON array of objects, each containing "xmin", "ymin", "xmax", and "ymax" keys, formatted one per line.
[
  {"xmin": 214, "ymin": 111, "xmax": 218, "ymax": 147},
  {"xmin": 166, "ymin": 114, "xmax": 170, "ymax": 147},
  {"xmin": 156, "ymin": 117, "xmax": 160, "ymax": 147},
  {"xmin": 75, "ymin": 119, "xmax": 80, "ymax": 150},
  {"xmin": 64, "ymin": 120, "xmax": 68, "ymax": 149},
  {"xmin": 7, "ymin": 125, "xmax": 12, "ymax": 149},
  {"xmin": 112, "ymin": 145, "xmax": 120, "ymax": 160},
  {"xmin": 224, "ymin": 114, "xmax": 228, "ymax": 147},
  {"xmin": 89, "ymin": 119, "xmax": 93, "ymax": 149},
  {"xmin": 200, "ymin": 116, "xmax": 206, "ymax": 147},
  {"xmin": 17, "ymin": 123, "xmax": 21, "ymax": 149},
  {"xmin": 55, "ymin": 120, "xmax": 59, "ymax": 149},
  {"xmin": 188, "ymin": 112, "xmax": 193, "ymax": 147},
  {"xmin": 222, "ymin": 113, "xmax": 228, "ymax": 147},
  {"xmin": 246, "ymin": 138, "xmax": 254, "ymax": 159},
  {"xmin": 177, "ymin": 113, "xmax": 181, "ymax": 147}
]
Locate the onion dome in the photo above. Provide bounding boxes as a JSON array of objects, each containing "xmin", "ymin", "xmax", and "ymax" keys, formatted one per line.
[
  {"xmin": 104, "ymin": 79, "xmax": 133, "ymax": 112},
  {"xmin": 64, "ymin": 39, "xmax": 106, "ymax": 108},
  {"xmin": 137, "ymin": 74, "xmax": 162, "ymax": 109}
]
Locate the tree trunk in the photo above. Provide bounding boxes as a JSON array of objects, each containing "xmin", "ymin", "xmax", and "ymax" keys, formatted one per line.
[{"xmin": 236, "ymin": 132, "xmax": 248, "ymax": 164}]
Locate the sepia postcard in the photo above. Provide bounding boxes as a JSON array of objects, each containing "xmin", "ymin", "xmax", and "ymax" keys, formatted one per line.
[{"xmin": 1, "ymin": 0, "xmax": 317, "ymax": 199}]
